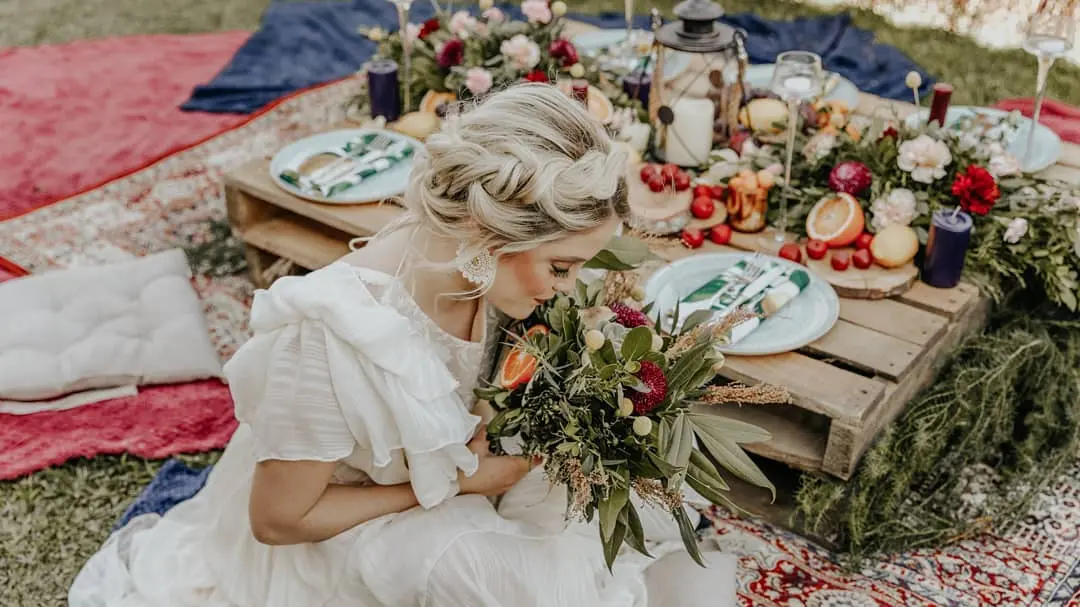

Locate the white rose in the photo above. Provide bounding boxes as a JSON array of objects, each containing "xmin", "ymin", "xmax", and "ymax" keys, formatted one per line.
[
  {"xmin": 988, "ymin": 154, "xmax": 1021, "ymax": 178},
  {"xmin": 897, "ymin": 134, "xmax": 952, "ymax": 184},
  {"xmin": 870, "ymin": 188, "xmax": 918, "ymax": 231},
  {"xmin": 500, "ymin": 34, "xmax": 541, "ymax": 70},
  {"xmin": 449, "ymin": 11, "xmax": 477, "ymax": 38},
  {"xmin": 521, "ymin": 0, "xmax": 553, "ymax": 24},
  {"xmin": 1003, "ymin": 217, "xmax": 1028, "ymax": 244}
]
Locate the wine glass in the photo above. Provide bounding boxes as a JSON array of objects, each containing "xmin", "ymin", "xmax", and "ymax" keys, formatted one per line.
[
  {"xmin": 763, "ymin": 51, "xmax": 822, "ymax": 249},
  {"xmin": 388, "ymin": 0, "xmax": 414, "ymax": 112},
  {"xmin": 1020, "ymin": 10, "xmax": 1075, "ymax": 170}
]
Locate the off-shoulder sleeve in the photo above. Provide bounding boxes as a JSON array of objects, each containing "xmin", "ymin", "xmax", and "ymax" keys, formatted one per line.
[{"xmin": 224, "ymin": 263, "xmax": 482, "ymax": 509}]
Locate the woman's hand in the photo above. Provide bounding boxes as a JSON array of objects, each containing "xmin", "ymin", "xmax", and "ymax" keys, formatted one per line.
[{"xmin": 457, "ymin": 429, "xmax": 535, "ymax": 497}]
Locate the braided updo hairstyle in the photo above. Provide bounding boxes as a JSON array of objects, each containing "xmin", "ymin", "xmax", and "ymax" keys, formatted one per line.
[{"xmin": 402, "ymin": 83, "xmax": 630, "ymax": 261}]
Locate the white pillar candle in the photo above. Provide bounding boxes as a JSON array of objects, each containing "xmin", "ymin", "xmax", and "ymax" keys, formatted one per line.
[{"xmin": 664, "ymin": 97, "xmax": 715, "ymax": 167}]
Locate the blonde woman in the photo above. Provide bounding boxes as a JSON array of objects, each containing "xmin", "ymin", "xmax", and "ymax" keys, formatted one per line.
[{"xmin": 70, "ymin": 84, "xmax": 737, "ymax": 606}]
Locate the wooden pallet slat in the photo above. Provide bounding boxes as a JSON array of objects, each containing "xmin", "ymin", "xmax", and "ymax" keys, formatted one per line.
[
  {"xmin": 804, "ymin": 319, "xmax": 920, "ymax": 380},
  {"xmin": 838, "ymin": 297, "xmax": 948, "ymax": 346}
]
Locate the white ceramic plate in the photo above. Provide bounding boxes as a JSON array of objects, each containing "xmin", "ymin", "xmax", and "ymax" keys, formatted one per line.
[
  {"xmin": 572, "ymin": 29, "xmax": 692, "ymax": 81},
  {"xmin": 644, "ymin": 252, "xmax": 840, "ymax": 356},
  {"xmin": 269, "ymin": 128, "xmax": 422, "ymax": 204},
  {"xmin": 731, "ymin": 64, "xmax": 862, "ymax": 110},
  {"xmin": 902, "ymin": 106, "xmax": 1061, "ymax": 174}
]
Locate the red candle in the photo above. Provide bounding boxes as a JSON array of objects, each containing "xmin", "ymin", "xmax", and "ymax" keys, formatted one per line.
[
  {"xmin": 571, "ymin": 79, "xmax": 589, "ymax": 107},
  {"xmin": 927, "ymin": 83, "xmax": 953, "ymax": 127}
]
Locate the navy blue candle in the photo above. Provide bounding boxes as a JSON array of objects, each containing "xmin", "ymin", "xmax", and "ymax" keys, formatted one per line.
[
  {"xmin": 922, "ymin": 208, "xmax": 972, "ymax": 289},
  {"xmin": 621, "ymin": 70, "xmax": 652, "ymax": 107},
  {"xmin": 367, "ymin": 59, "xmax": 401, "ymax": 122}
]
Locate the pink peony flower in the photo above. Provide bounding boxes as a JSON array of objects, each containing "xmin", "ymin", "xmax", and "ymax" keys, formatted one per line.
[
  {"xmin": 483, "ymin": 7, "xmax": 506, "ymax": 23},
  {"xmin": 449, "ymin": 11, "xmax": 477, "ymax": 37},
  {"xmin": 465, "ymin": 67, "xmax": 494, "ymax": 96},
  {"xmin": 501, "ymin": 34, "xmax": 541, "ymax": 70},
  {"xmin": 521, "ymin": 0, "xmax": 553, "ymax": 24}
]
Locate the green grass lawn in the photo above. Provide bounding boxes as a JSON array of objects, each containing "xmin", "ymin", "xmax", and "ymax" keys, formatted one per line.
[{"xmin": 1, "ymin": 0, "xmax": 1079, "ymax": 605}]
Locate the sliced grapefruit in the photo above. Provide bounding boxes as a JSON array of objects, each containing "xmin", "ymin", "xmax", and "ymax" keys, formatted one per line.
[
  {"xmin": 419, "ymin": 91, "xmax": 457, "ymax": 115},
  {"xmin": 806, "ymin": 193, "xmax": 865, "ymax": 248},
  {"xmin": 497, "ymin": 325, "xmax": 549, "ymax": 390}
]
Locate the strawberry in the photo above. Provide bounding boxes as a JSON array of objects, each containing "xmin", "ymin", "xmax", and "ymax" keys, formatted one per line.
[{"xmin": 630, "ymin": 360, "xmax": 668, "ymax": 415}]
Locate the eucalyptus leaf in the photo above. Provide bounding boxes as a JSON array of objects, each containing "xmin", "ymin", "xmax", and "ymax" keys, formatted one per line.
[
  {"xmin": 602, "ymin": 520, "xmax": 628, "ymax": 571},
  {"xmin": 674, "ymin": 506, "xmax": 705, "ymax": 567},
  {"xmin": 621, "ymin": 326, "xmax": 654, "ymax": 361},
  {"xmin": 695, "ymin": 427, "xmax": 776, "ymax": 500},
  {"xmin": 665, "ymin": 414, "xmax": 695, "ymax": 490},
  {"xmin": 584, "ymin": 250, "xmax": 637, "ymax": 271},
  {"xmin": 623, "ymin": 501, "xmax": 652, "ymax": 557},
  {"xmin": 599, "ymin": 479, "xmax": 630, "ymax": 542},
  {"xmin": 688, "ymin": 413, "xmax": 772, "ymax": 444},
  {"xmin": 681, "ymin": 309, "xmax": 716, "ymax": 334}
]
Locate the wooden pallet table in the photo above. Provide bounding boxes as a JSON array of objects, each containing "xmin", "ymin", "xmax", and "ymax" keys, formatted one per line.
[{"xmin": 224, "ymin": 95, "xmax": 1080, "ymax": 481}]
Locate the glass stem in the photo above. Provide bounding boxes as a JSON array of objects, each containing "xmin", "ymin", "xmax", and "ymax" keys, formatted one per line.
[
  {"xmin": 398, "ymin": 3, "xmax": 412, "ymax": 113},
  {"xmin": 780, "ymin": 97, "xmax": 799, "ymax": 240},
  {"xmin": 1025, "ymin": 55, "xmax": 1054, "ymax": 169}
]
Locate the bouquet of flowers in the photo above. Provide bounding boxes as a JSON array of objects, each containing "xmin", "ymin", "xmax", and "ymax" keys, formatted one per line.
[
  {"xmin": 366, "ymin": 1, "xmax": 587, "ymax": 111},
  {"xmin": 476, "ymin": 237, "xmax": 790, "ymax": 568}
]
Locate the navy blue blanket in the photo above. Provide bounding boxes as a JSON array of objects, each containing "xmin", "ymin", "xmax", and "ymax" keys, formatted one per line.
[
  {"xmin": 183, "ymin": 1, "xmax": 934, "ymax": 114},
  {"xmin": 116, "ymin": 459, "xmax": 212, "ymax": 530}
]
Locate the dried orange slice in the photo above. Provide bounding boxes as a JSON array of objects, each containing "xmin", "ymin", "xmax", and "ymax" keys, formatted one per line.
[
  {"xmin": 497, "ymin": 325, "xmax": 549, "ymax": 390},
  {"xmin": 805, "ymin": 193, "xmax": 865, "ymax": 248}
]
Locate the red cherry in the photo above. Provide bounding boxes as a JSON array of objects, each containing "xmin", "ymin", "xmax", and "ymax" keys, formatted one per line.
[
  {"xmin": 639, "ymin": 164, "xmax": 658, "ymax": 183},
  {"xmin": 673, "ymin": 172, "xmax": 691, "ymax": 192},
  {"xmin": 711, "ymin": 184, "xmax": 727, "ymax": 201},
  {"xmin": 806, "ymin": 239, "xmax": 828, "ymax": 260},
  {"xmin": 853, "ymin": 248, "xmax": 873, "ymax": 269},
  {"xmin": 690, "ymin": 196, "xmax": 715, "ymax": 219},
  {"xmin": 680, "ymin": 228, "xmax": 705, "ymax": 249},
  {"xmin": 693, "ymin": 184, "xmax": 713, "ymax": 199},
  {"xmin": 647, "ymin": 175, "xmax": 666, "ymax": 193},
  {"xmin": 855, "ymin": 232, "xmax": 874, "ymax": 251},
  {"xmin": 709, "ymin": 224, "xmax": 732, "ymax": 245},
  {"xmin": 778, "ymin": 243, "xmax": 802, "ymax": 264},
  {"xmin": 831, "ymin": 251, "xmax": 851, "ymax": 271}
]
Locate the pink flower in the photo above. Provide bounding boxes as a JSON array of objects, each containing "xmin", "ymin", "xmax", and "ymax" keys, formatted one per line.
[
  {"xmin": 465, "ymin": 67, "xmax": 494, "ymax": 96},
  {"xmin": 500, "ymin": 34, "xmax": 541, "ymax": 69},
  {"xmin": 449, "ymin": 10, "xmax": 477, "ymax": 37},
  {"xmin": 483, "ymin": 7, "xmax": 506, "ymax": 23},
  {"xmin": 522, "ymin": 0, "xmax": 552, "ymax": 24}
]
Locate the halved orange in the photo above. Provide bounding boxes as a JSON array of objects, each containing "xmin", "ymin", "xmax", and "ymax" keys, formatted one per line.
[
  {"xmin": 497, "ymin": 325, "xmax": 549, "ymax": 390},
  {"xmin": 806, "ymin": 193, "xmax": 865, "ymax": 248},
  {"xmin": 419, "ymin": 91, "xmax": 457, "ymax": 115}
]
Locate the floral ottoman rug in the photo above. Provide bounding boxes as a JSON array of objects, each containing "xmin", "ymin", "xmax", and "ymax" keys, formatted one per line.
[
  {"xmin": 3, "ymin": 75, "xmax": 1079, "ymax": 604},
  {"xmin": 0, "ymin": 78, "xmax": 357, "ymax": 480}
]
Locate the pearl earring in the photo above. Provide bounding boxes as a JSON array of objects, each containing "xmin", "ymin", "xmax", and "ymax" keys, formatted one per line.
[{"xmin": 457, "ymin": 244, "xmax": 496, "ymax": 288}]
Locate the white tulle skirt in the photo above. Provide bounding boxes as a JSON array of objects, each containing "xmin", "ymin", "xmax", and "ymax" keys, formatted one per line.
[{"xmin": 69, "ymin": 425, "xmax": 736, "ymax": 607}]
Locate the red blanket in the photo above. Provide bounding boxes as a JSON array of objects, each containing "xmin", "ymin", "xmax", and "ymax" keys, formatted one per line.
[
  {"xmin": 0, "ymin": 32, "xmax": 250, "ymax": 220},
  {"xmin": 994, "ymin": 97, "xmax": 1080, "ymax": 144}
]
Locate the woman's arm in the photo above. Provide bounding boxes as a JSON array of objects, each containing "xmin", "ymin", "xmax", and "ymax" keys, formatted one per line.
[
  {"xmin": 248, "ymin": 459, "xmax": 419, "ymax": 545},
  {"xmin": 248, "ymin": 432, "xmax": 532, "ymax": 546}
]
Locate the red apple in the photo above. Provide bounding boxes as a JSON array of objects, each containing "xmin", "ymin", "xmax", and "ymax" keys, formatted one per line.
[
  {"xmin": 711, "ymin": 184, "xmax": 727, "ymax": 200},
  {"xmin": 806, "ymin": 239, "xmax": 828, "ymax": 260},
  {"xmin": 674, "ymin": 172, "xmax": 691, "ymax": 192},
  {"xmin": 831, "ymin": 251, "xmax": 851, "ymax": 271},
  {"xmin": 778, "ymin": 243, "xmax": 802, "ymax": 264},
  {"xmin": 709, "ymin": 224, "xmax": 732, "ymax": 245},
  {"xmin": 660, "ymin": 164, "xmax": 680, "ymax": 179},
  {"xmin": 690, "ymin": 196, "xmax": 715, "ymax": 219},
  {"xmin": 681, "ymin": 228, "xmax": 705, "ymax": 249},
  {"xmin": 853, "ymin": 248, "xmax": 873, "ymax": 269},
  {"xmin": 855, "ymin": 232, "xmax": 874, "ymax": 251},
  {"xmin": 693, "ymin": 184, "xmax": 713, "ymax": 199}
]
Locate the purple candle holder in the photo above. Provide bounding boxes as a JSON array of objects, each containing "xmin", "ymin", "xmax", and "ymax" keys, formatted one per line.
[
  {"xmin": 367, "ymin": 59, "xmax": 401, "ymax": 122},
  {"xmin": 922, "ymin": 208, "xmax": 972, "ymax": 289},
  {"xmin": 621, "ymin": 70, "xmax": 652, "ymax": 107}
]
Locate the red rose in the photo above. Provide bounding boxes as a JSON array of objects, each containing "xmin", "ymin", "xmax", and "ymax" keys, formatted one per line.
[
  {"xmin": 524, "ymin": 69, "xmax": 549, "ymax": 83},
  {"xmin": 419, "ymin": 18, "xmax": 440, "ymax": 40},
  {"xmin": 951, "ymin": 165, "xmax": 1000, "ymax": 215},
  {"xmin": 880, "ymin": 126, "xmax": 899, "ymax": 140},
  {"xmin": 436, "ymin": 38, "xmax": 465, "ymax": 69},
  {"xmin": 548, "ymin": 38, "xmax": 579, "ymax": 67}
]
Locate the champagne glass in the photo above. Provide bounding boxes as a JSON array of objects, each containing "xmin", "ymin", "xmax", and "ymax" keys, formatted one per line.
[
  {"xmin": 389, "ymin": 0, "xmax": 414, "ymax": 112},
  {"xmin": 1020, "ymin": 10, "xmax": 1075, "ymax": 170},
  {"xmin": 763, "ymin": 51, "xmax": 822, "ymax": 248}
]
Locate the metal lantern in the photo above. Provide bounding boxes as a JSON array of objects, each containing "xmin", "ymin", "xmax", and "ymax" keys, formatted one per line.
[{"xmin": 649, "ymin": 0, "xmax": 747, "ymax": 167}]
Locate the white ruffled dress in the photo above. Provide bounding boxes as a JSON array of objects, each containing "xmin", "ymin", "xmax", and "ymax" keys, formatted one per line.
[{"xmin": 68, "ymin": 262, "xmax": 736, "ymax": 607}]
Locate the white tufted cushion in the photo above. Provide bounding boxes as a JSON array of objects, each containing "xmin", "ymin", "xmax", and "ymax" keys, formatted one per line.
[{"xmin": 0, "ymin": 249, "xmax": 223, "ymax": 406}]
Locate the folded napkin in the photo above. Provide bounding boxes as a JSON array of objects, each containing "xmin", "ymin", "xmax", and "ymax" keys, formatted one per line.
[
  {"xmin": 678, "ymin": 260, "xmax": 811, "ymax": 344},
  {"xmin": 280, "ymin": 136, "xmax": 414, "ymax": 197}
]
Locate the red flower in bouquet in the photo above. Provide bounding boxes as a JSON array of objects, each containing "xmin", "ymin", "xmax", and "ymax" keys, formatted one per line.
[
  {"xmin": 630, "ymin": 361, "xmax": 668, "ymax": 415},
  {"xmin": 951, "ymin": 165, "xmax": 1000, "ymax": 215},
  {"xmin": 437, "ymin": 38, "xmax": 465, "ymax": 69},
  {"xmin": 880, "ymin": 126, "xmax": 899, "ymax": 140},
  {"xmin": 609, "ymin": 302, "xmax": 650, "ymax": 328},
  {"xmin": 524, "ymin": 69, "xmax": 549, "ymax": 83},
  {"xmin": 548, "ymin": 38, "xmax": 579, "ymax": 67},
  {"xmin": 419, "ymin": 18, "xmax": 440, "ymax": 40}
]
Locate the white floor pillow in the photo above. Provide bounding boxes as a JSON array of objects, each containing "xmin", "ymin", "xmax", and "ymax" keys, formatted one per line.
[{"xmin": 0, "ymin": 249, "xmax": 223, "ymax": 413}]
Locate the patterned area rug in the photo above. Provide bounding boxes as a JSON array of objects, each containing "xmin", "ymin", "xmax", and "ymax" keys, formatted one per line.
[
  {"xmin": 0, "ymin": 77, "xmax": 358, "ymax": 480},
  {"xmin": 3, "ymin": 75, "xmax": 1079, "ymax": 604}
]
